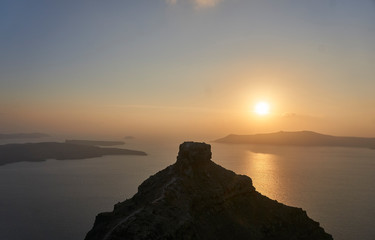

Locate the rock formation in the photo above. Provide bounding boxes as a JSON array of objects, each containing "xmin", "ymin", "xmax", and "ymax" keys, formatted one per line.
[{"xmin": 85, "ymin": 142, "xmax": 333, "ymax": 240}]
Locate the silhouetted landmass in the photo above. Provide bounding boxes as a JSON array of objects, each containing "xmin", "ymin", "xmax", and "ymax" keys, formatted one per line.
[
  {"xmin": 65, "ymin": 140, "xmax": 125, "ymax": 146},
  {"xmin": 0, "ymin": 142, "xmax": 146, "ymax": 166},
  {"xmin": 85, "ymin": 142, "xmax": 332, "ymax": 240},
  {"xmin": 0, "ymin": 133, "xmax": 49, "ymax": 139},
  {"xmin": 215, "ymin": 131, "xmax": 375, "ymax": 149}
]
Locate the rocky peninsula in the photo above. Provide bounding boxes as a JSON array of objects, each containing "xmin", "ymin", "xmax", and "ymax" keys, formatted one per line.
[
  {"xmin": 0, "ymin": 142, "xmax": 146, "ymax": 166},
  {"xmin": 85, "ymin": 142, "xmax": 332, "ymax": 240}
]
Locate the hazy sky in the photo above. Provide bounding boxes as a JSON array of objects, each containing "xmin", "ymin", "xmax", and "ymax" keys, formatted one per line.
[{"xmin": 1, "ymin": 0, "xmax": 375, "ymax": 139}]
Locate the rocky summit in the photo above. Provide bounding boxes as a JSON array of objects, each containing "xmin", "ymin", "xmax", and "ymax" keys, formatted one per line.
[{"xmin": 85, "ymin": 142, "xmax": 333, "ymax": 240}]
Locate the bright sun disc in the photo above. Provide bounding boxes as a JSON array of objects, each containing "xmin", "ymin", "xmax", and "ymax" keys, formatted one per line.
[{"xmin": 254, "ymin": 102, "xmax": 270, "ymax": 115}]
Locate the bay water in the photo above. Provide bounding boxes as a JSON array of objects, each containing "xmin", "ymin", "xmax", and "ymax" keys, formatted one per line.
[{"xmin": 0, "ymin": 141, "xmax": 374, "ymax": 240}]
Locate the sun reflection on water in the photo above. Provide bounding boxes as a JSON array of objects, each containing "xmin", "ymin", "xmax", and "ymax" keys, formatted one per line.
[{"xmin": 245, "ymin": 151, "xmax": 287, "ymax": 202}]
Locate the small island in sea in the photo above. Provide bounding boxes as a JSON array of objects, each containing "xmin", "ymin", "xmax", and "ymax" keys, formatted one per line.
[
  {"xmin": 85, "ymin": 142, "xmax": 332, "ymax": 240},
  {"xmin": 0, "ymin": 142, "xmax": 146, "ymax": 166},
  {"xmin": 215, "ymin": 131, "xmax": 375, "ymax": 149},
  {"xmin": 65, "ymin": 140, "xmax": 125, "ymax": 146}
]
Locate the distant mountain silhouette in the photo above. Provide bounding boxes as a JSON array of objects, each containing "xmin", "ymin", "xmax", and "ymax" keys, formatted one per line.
[
  {"xmin": 0, "ymin": 142, "xmax": 146, "ymax": 166},
  {"xmin": 215, "ymin": 131, "xmax": 375, "ymax": 149},
  {"xmin": 0, "ymin": 133, "xmax": 49, "ymax": 139},
  {"xmin": 65, "ymin": 140, "xmax": 125, "ymax": 146}
]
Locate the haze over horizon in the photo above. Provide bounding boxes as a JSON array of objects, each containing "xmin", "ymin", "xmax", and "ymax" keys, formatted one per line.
[{"xmin": 1, "ymin": 0, "xmax": 375, "ymax": 140}]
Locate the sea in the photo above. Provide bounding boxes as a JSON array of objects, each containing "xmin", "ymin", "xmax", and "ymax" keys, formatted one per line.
[{"xmin": 0, "ymin": 139, "xmax": 374, "ymax": 240}]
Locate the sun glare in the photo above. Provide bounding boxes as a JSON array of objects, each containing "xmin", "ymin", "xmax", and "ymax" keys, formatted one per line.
[{"xmin": 254, "ymin": 101, "xmax": 270, "ymax": 115}]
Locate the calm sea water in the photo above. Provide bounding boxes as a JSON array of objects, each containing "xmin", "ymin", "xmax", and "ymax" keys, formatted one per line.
[{"xmin": 0, "ymin": 140, "xmax": 374, "ymax": 240}]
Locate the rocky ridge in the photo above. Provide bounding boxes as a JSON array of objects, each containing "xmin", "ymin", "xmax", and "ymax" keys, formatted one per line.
[{"xmin": 85, "ymin": 142, "xmax": 333, "ymax": 240}]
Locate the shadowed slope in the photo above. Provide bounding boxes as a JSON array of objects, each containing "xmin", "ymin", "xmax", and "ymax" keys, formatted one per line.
[{"xmin": 85, "ymin": 142, "xmax": 332, "ymax": 240}]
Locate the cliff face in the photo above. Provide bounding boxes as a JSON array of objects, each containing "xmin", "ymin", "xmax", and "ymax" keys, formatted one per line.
[{"xmin": 85, "ymin": 142, "xmax": 333, "ymax": 240}]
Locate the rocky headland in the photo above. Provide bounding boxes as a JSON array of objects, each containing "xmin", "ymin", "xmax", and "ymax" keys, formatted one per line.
[{"xmin": 85, "ymin": 142, "xmax": 333, "ymax": 240}]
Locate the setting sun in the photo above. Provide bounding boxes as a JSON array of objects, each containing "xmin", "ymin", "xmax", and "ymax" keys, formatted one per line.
[{"xmin": 254, "ymin": 101, "xmax": 270, "ymax": 115}]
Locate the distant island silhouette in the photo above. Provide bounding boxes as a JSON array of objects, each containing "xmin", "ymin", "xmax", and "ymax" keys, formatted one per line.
[
  {"xmin": 0, "ymin": 133, "xmax": 49, "ymax": 140},
  {"xmin": 65, "ymin": 140, "xmax": 125, "ymax": 146},
  {"xmin": 215, "ymin": 131, "xmax": 375, "ymax": 149},
  {"xmin": 0, "ymin": 142, "xmax": 146, "ymax": 166}
]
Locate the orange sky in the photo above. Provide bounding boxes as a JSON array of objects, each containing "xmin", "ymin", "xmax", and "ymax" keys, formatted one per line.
[{"xmin": 1, "ymin": 0, "xmax": 375, "ymax": 140}]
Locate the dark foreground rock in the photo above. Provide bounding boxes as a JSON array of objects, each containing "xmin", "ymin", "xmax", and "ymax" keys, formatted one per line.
[
  {"xmin": 85, "ymin": 142, "xmax": 333, "ymax": 240},
  {"xmin": 0, "ymin": 142, "xmax": 146, "ymax": 166}
]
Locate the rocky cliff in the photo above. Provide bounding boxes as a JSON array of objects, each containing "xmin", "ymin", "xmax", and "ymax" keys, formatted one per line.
[{"xmin": 85, "ymin": 142, "xmax": 333, "ymax": 240}]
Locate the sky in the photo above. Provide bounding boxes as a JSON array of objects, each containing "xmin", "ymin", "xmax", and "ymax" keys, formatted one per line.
[{"xmin": 1, "ymin": 0, "xmax": 375, "ymax": 140}]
